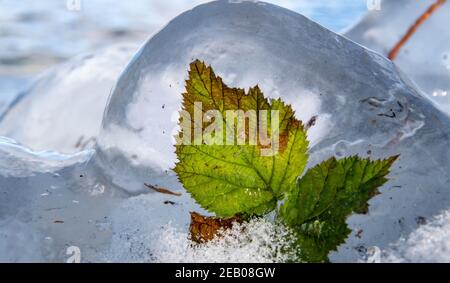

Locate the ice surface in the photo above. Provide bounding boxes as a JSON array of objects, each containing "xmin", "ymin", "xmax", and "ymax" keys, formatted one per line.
[
  {"xmin": 95, "ymin": 0, "xmax": 450, "ymax": 262},
  {"xmin": 149, "ymin": 219, "xmax": 296, "ymax": 263},
  {"xmin": 0, "ymin": 0, "xmax": 368, "ymax": 152},
  {"xmin": 0, "ymin": 136, "xmax": 284, "ymax": 263},
  {"xmin": 0, "ymin": 75, "xmax": 30, "ymax": 116},
  {"xmin": 345, "ymin": 0, "xmax": 450, "ymax": 115},
  {"xmin": 362, "ymin": 209, "xmax": 450, "ymax": 263},
  {"xmin": 0, "ymin": 137, "xmax": 90, "ymax": 178},
  {"xmin": 1, "ymin": 0, "xmax": 450, "ymax": 262},
  {"xmin": 0, "ymin": 44, "xmax": 137, "ymax": 153},
  {"xmin": 0, "ymin": 137, "xmax": 122, "ymax": 262}
]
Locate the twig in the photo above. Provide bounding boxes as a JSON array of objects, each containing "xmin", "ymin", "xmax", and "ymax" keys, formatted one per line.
[
  {"xmin": 388, "ymin": 0, "xmax": 446, "ymax": 60},
  {"xmin": 144, "ymin": 183, "xmax": 182, "ymax": 196},
  {"xmin": 305, "ymin": 115, "xmax": 318, "ymax": 130}
]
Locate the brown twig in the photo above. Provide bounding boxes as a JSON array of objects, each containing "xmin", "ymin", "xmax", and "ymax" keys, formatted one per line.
[
  {"xmin": 388, "ymin": 0, "xmax": 446, "ymax": 60},
  {"xmin": 144, "ymin": 183, "xmax": 182, "ymax": 196}
]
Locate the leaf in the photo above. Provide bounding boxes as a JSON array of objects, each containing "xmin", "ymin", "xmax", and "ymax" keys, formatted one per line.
[
  {"xmin": 174, "ymin": 60, "xmax": 309, "ymax": 217},
  {"xmin": 189, "ymin": 212, "xmax": 242, "ymax": 243},
  {"xmin": 280, "ymin": 155, "xmax": 399, "ymax": 262}
]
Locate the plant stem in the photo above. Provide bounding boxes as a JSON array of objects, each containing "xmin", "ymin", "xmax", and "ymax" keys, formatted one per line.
[{"xmin": 388, "ymin": 0, "xmax": 446, "ymax": 60}]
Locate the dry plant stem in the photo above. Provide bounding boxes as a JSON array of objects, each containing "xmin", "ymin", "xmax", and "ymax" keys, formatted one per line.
[
  {"xmin": 388, "ymin": 0, "xmax": 446, "ymax": 60},
  {"xmin": 144, "ymin": 183, "xmax": 182, "ymax": 196}
]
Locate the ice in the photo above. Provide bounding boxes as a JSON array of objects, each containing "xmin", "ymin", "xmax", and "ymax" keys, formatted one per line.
[
  {"xmin": 0, "ymin": 137, "xmax": 90, "ymax": 178},
  {"xmin": 365, "ymin": 209, "xmax": 450, "ymax": 263},
  {"xmin": 0, "ymin": 44, "xmax": 137, "ymax": 153},
  {"xmin": 0, "ymin": 0, "xmax": 367, "ymax": 151},
  {"xmin": 0, "ymin": 137, "xmax": 130, "ymax": 262},
  {"xmin": 0, "ymin": 0, "xmax": 450, "ymax": 262},
  {"xmin": 95, "ymin": 0, "xmax": 450, "ymax": 262},
  {"xmin": 0, "ymin": 0, "xmax": 365, "ymax": 82},
  {"xmin": 0, "ymin": 75, "xmax": 30, "ymax": 116},
  {"xmin": 345, "ymin": 0, "xmax": 450, "ymax": 115}
]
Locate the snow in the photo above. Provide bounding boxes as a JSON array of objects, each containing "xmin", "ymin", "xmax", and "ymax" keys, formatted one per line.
[
  {"xmin": 0, "ymin": 0, "xmax": 449, "ymax": 262},
  {"xmin": 150, "ymin": 219, "xmax": 296, "ymax": 263},
  {"xmin": 105, "ymin": 201, "xmax": 296, "ymax": 263},
  {"xmin": 345, "ymin": 0, "xmax": 450, "ymax": 115}
]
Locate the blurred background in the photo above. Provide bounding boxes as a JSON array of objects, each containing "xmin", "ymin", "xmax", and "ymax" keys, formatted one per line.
[{"xmin": 0, "ymin": 0, "xmax": 369, "ymax": 113}]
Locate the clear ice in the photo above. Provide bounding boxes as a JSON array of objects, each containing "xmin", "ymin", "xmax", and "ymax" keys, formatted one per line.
[
  {"xmin": 0, "ymin": 44, "xmax": 137, "ymax": 153},
  {"xmin": 346, "ymin": 0, "xmax": 450, "ymax": 115},
  {"xmin": 0, "ymin": 0, "xmax": 449, "ymax": 262}
]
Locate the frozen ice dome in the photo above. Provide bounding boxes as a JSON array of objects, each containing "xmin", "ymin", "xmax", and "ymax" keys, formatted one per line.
[
  {"xmin": 345, "ymin": 0, "xmax": 450, "ymax": 115},
  {"xmin": 94, "ymin": 0, "xmax": 450, "ymax": 261},
  {"xmin": 0, "ymin": 44, "xmax": 137, "ymax": 153},
  {"xmin": 0, "ymin": 0, "xmax": 449, "ymax": 262},
  {"xmin": 96, "ymin": 0, "xmax": 366, "ymax": 190}
]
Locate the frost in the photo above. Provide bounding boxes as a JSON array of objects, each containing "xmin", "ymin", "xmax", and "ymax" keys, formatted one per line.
[
  {"xmin": 105, "ymin": 216, "xmax": 297, "ymax": 263},
  {"xmin": 152, "ymin": 219, "xmax": 297, "ymax": 263}
]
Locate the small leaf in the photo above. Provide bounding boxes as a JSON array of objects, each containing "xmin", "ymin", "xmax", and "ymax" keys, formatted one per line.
[
  {"xmin": 189, "ymin": 212, "xmax": 241, "ymax": 243},
  {"xmin": 174, "ymin": 60, "xmax": 309, "ymax": 217},
  {"xmin": 280, "ymin": 155, "xmax": 398, "ymax": 262}
]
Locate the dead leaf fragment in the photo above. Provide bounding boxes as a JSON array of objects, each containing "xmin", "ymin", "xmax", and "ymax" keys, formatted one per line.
[{"xmin": 189, "ymin": 212, "xmax": 241, "ymax": 243}]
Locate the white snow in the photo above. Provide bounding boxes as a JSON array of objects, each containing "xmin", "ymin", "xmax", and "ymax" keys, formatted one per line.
[
  {"xmin": 152, "ymin": 219, "xmax": 296, "ymax": 263},
  {"xmin": 104, "ymin": 194, "xmax": 296, "ymax": 263}
]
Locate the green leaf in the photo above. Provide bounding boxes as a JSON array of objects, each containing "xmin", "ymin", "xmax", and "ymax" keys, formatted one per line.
[
  {"xmin": 174, "ymin": 60, "xmax": 309, "ymax": 217},
  {"xmin": 280, "ymin": 155, "xmax": 399, "ymax": 262}
]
